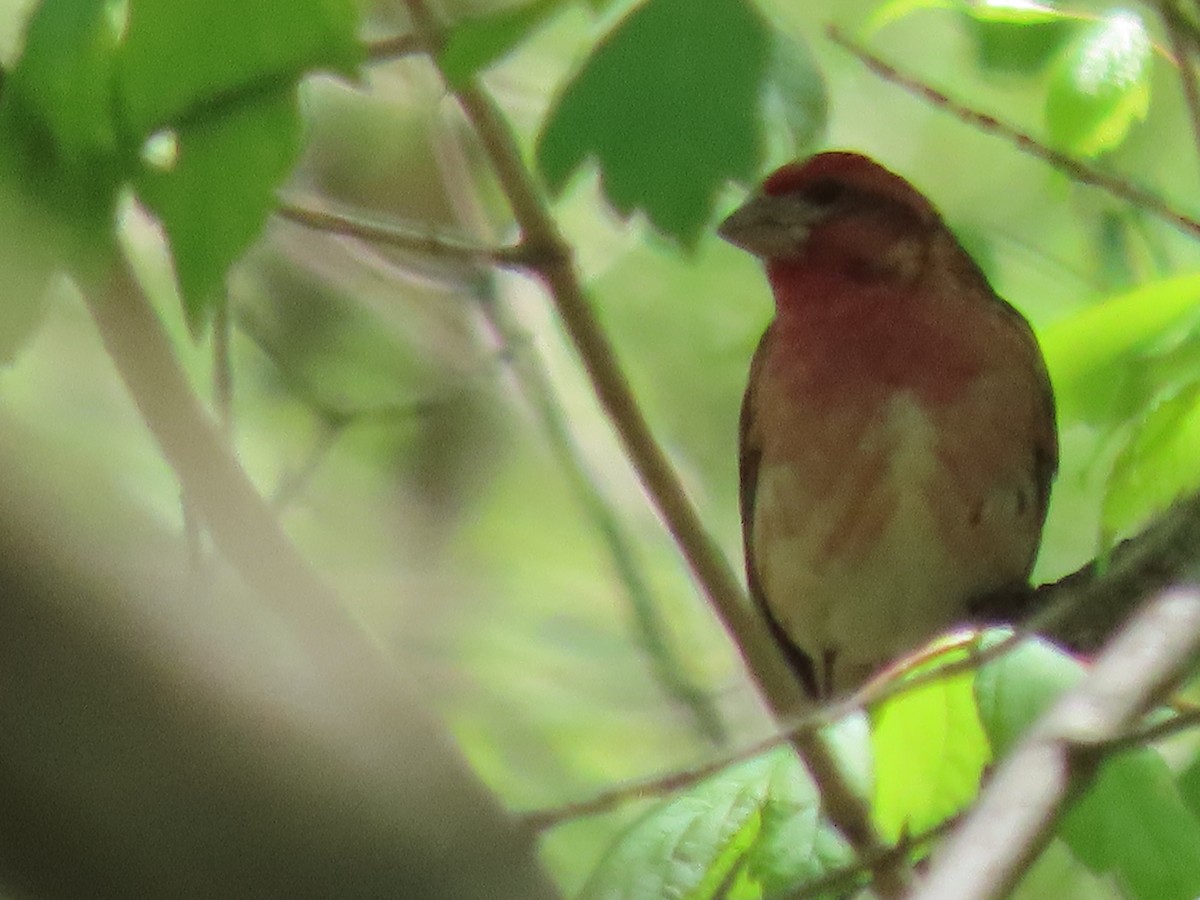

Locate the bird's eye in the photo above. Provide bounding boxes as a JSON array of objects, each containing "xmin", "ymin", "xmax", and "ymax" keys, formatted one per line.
[{"xmin": 804, "ymin": 179, "xmax": 846, "ymax": 206}]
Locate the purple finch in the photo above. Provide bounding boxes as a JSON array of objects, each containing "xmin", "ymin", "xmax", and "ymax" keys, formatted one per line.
[{"xmin": 720, "ymin": 152, "xmax": 1058, "ymax": 700}]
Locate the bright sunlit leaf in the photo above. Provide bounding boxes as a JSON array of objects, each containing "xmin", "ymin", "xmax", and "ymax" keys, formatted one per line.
[
  {"xmin": 1039, "ymin": 272, "xmax": 1200, "ymax": 427},
  {"xmin": 870, "ymin": 641, "xmax": 990, "ymax": 842},
  {"xmin": 975, "ymin": 632, "xmax": 1200, "ymax": 900},
  {"xmin": 1045, "ymin": 9, "xmax": 1151, "ymax": 156}
]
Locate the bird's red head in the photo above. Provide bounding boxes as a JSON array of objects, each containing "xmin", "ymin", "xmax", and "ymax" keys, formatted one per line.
[{"xmin": 718, "ymin": 151, "xmax": 938, "ymax": 264}]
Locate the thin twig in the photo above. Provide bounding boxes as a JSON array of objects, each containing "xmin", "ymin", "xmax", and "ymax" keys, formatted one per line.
[
  {"xmin": 1161, "ymin": 2, "xmax": 1200, "ymax": 167},
  {"xmin": 827, "ymin": 25, "xmax": 1200, "ymax": 241},
  {"xmin": 213, "ymin": 297, "xmax": 234, "ymax": 435},
  {"xmin": 1096, "ymin": 704, "xmax": 1200, "ymax": 755},
  {"xmin": 364, "ymin": 32, "xmax": 423, "ymax": 62},
  {"xmin": 276, "ymin": 198, "xmax": 530, "ymax": 268},
  {"xmin": 916, "ymin": 587, "xmax": 1200, "ymax": 900},
  {"xmin": 88, "ymin": 256, "xmax": 366, "ymax": 641},
  {"xmin": 789, "ymin": 817, "xmax": 959, "ymax": 899},
  {"xmin": 427, "ymin": 118, "xmax": 729, "ymax": 745},
  {"xmin": 391, "ymin": 5, "xmax": 908, "ymax": 891}
]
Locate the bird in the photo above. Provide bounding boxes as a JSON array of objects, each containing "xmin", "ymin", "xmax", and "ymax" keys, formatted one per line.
[{"xmin": 718, "ymin": 151, "xmax": 1058, "ymax": 701}]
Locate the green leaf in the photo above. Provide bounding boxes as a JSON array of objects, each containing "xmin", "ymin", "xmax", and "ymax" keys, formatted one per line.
[
  {"xmin": 975, "ymin": 633, "xmax": 1200, "ymax": 900},
  {"xmin": 134, "ymin": 89, "xmax": 302, "ymax": 330},
  {"xmin": 1059, "ymin": 750, "xmax": 1200, "ymax": 900},
  {"xmin": 578, "ymin": 747, "xmax": 855, "ymax": 899},
  {"xmin": 1011, "ymin": 839, "xmax": 1125, "ymax": 900},
  {"xmin": 537, "ymin": 0, "xmax": 773, "ymax": 246},
  {"xmin": 1103, "ymin": 382, "xmax": 1200, "ymax": 538},
  {"xmin": 119, "ymin": 0, "xmax": 363, "ymax": 330},
  {"xmin": 1177, "ymin": 748, "xmax": 1200, "ymax": 823},
  {"xmin": 1039, "ymin": 272, "xmax": 1200, "ymax": 426},
  {"xmin": 0, "ymin": 0, "xmax": 126, "ymax": 362},
  {"xmin": 439, "ymin": 0, "xmax": 569, "ymax": 86},
  {"xmin": 973, "ymin": 631, "xmax": 1083, "ymax": 755},
  {"xmin": 118, "ymin": 0, "xmax": 362, "ymax": 136},
  {"xmin": 863, "ymin": 0, "xmax": 958, "ymax": 37},
  {"xmin": 4, "ymin": 0, "xmax": 124, "ymax": 163},
  {"xmin": 1045, "ymin": 9, "xmax": 1150, "ymax": 157},
  {"xmin": 965, "ymin": 1, "xmax": 1075, "ymax": 75},
  {"xmin": 870, "ymin": 644, "xmax": 991, "ymax": 842}
]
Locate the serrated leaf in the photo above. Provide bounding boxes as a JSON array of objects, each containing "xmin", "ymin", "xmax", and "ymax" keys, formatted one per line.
[
  {"xmin": 134, "ymin": 89, "xmax": 302, "ymax": 331},
  {"xmin": 119, "ymin": 0, "xmax": 362, "ymax": 135},
  {"xmin": 870, "ymin": 645, "xmax": 991, "ymax": 842},
  {"xmin": 975, "ymin": 632, "xmax": 1200, "ymax": 900},
  {"xmin": 1039, "ymin": 272, "xmax": 1200, "ymax": 426},
  {"xmin": 1045, "ymin": 10, "xmax": 1150, "ymax": 157},
  {"xmin": 537, "ymin": 0, "xmax": 771, "ymax": 246},
  {"xmin": 578, "ymin": 747, "xmax": 855, "ymax": 900},
  {"xmin": 439, "ymin": 0, "xmax": 568, "ymax": 86},
  {"xmin": 1102, "ymin": 382, "xmax": 1200, "ymax": 538}
]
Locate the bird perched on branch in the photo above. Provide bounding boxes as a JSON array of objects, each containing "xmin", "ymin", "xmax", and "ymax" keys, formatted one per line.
[{"xmin": 719, "ymin": 152, "xmax": 1057, "ymax": 701}]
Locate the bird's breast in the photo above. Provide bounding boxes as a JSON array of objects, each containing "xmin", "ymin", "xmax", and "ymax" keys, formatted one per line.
[{"xmin": 748, "ymin": 320, "xmax": 1044, "ymax": 695}]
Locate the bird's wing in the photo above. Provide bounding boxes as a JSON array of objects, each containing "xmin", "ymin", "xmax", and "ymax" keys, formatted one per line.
[{"xmin": 739, "ymin": 323, "xmax": 821, "ymax": 698}]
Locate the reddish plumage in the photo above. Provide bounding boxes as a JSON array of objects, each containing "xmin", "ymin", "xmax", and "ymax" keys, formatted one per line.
[{"xmin": 720, "ymin": 152, "xmax": 1057, "ymax": 700}]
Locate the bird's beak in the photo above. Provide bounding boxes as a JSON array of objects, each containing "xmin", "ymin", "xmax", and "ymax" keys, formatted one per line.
[{"xmin": 717, "ymin": 193, "xmax": 825, "ymax": 259}]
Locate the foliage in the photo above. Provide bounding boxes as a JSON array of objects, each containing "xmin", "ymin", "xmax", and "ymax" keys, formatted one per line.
[{"xmin": 4, "ymin": 0, "xmax": 1200, "ymax": 897}]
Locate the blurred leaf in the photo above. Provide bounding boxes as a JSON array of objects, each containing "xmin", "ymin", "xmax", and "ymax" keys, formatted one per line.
[
  {"xmin": 578, "ymin": 747, "xmax": 855, "ymax": 899},
  {"xmin": 1039, "ymin": 272, "xmax": 1200, "ymax": 426},
  {"xmin": 537, "ymin": 0, "xmax": 773, "ymax": 246},
  {"xmin": 863, "ymin": 0, "xmax": 957, "ymax": 36},
  {"xmin": 1045, "ymin": 9, "xmax": 1150, "ymax": 157},
  {"xmin": 119, "ymin": 0, "xmax": 362, "ymax": 135},
  {"xmin": 440, "ymin": 0, "xmax": 569, "ymax": 86},
  {"xmin": 763, "ymin": 30, "xmax": 827, "ymax": 155},
  {"xmin": 1058, "ymin": 755, "xmax": 1200, "ymax": 900},
  {"xmin": 870, "ymin": 643, "xmax": 990, "ymax": 842},
  {"xmin": 973, "ymin": 630, "xmax": 1082, "ymax": 754},
  {"xmin": 135, "ymin": 90, "xmax": 302, "ymax": 331},
  {"xmin": 4, "ymin": 0, "xmax": 123, "ymax": 162},
  {"xmin": 120, "ymin": 0, "xmax": 362, "ymax": 330},
  {"xmin": 975, "ymin": 633, "xmax": 1200, "ymax": 900},
  {"xmin": 1103, "ymin": 382, "xmax": 1200, "ymax": 538},
  {"xmin": 0, "ymin": 0, "xmax": 126, "ymax": 362},
  {"xmin": 1011, "ymin": 839, "xmax": 1125, "ymax": 900},
  {"xmin": 965, "ymin": 0, "xmax": 1075, "ymax": 75},
  {"xmin": 1178, "ymin": 748, "xmax": 1200, "ymax": 822}
]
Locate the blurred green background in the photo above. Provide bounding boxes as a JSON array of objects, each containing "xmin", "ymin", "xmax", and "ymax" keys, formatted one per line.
[{"xmin": 3, "ymin": 0, "xmax": 1200, "ymax": 895}]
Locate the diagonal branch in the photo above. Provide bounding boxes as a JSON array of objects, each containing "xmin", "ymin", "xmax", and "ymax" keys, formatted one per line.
[
  {"xmin": 915, "ymin": 587, "xmax": 1200, "ymax": 900},
  {"xmin": 276, "ymin": 198, "xmax": 530, "ymax": 267},
  {"xmin": 386, "ymin": 6, "xmax": 910, "ymax": 895},
  {"xmin": 828, "ymin": 26, "xmax": 1200, "ymax": 241}
]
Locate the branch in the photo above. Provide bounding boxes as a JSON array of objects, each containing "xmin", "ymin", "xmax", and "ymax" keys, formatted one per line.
[
  {"xmin": 991, "ymin": 487, "xmax": 1200, "ymax": 653},
  {"xmin": 1161, "ymin": 2, "xmax": 1200, "ymax": 168},
  {"xmin": 827, "ymin": 26, "xmax": 1200, "ymax": 241},
  {"xmin": 86, "ymin": 255, "xmax": 368, "ymax": 650},
  {"xmin": 424, "ymin": 111, "xmax": 731, "ymax": 746},
  {"xmin": 915, "ymin": 586, "xmax": 1200, "ymax": 900},
  {"xmin": 276, "ymin": 198, "xmax": 530, "ymax": 268},
  {"xmin": 364, "ymin": 32, "xmax": 423, "ymax": 62},
  {"xmin": 380, "ymin": 9, "xmax": 910, "ymax": 888}
]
